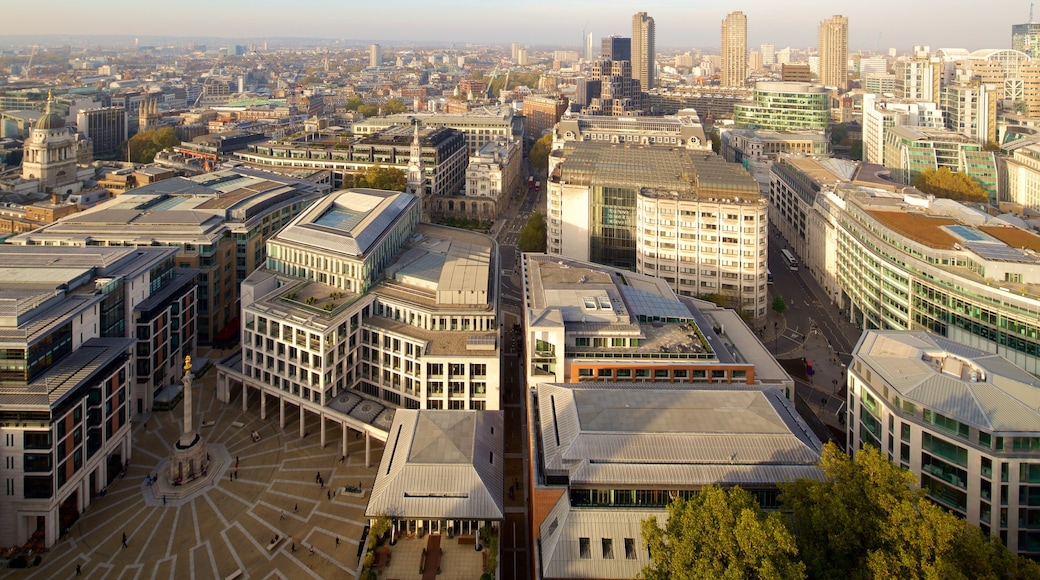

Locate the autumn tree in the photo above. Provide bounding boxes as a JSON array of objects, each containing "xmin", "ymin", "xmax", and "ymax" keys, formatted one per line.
[
  {"xmin": 355, "ymin": 165, "xmax": 406, "ymax": 192},
  {"xmin": 126, "ymin": 126, "xmax": 179, "ymax": 163},
  {"xmin": 641, "ymin": 485, "xmax": 805, "ymax": 580},
  {"xmin": 912, "ymin": 167, "xmax": 989, "ymax": 203},
  {"xmin": 517, "ymin": 211, "xmax": 547, "ymax": 253},
  {"xmin": 529, "ymin": 134, "xmax": 552, "ymax": 174}
]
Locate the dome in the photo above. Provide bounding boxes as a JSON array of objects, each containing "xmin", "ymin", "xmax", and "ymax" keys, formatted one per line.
[{"xmin": 36, "ymin": 111, "xmax": 65, "ymax": 130}]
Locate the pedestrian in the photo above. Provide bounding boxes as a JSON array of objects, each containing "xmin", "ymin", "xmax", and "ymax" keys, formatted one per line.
[
  {"xmin": 75, "ymin": 563, "xmax": 81, "ymax": 575},
  {"xmin": 316, "ymin": 471, "xmax": 320, "ymax": 483},
  {"xmin": 162, "ymin": 495, "xmax": 166, "ymax": 506},
  {"xmin": 280, "ymin": 511, "xmax": 285, "ymax": 520},
  {"xmin": 327, "ymin": 490, "xmax": 331, "ymax": 500},
  {"xmin": 121, "ymin": 532, "xmax": 128, "ymax": 548},
  {"xmin": 335, "ymin": 536, "xmax": 340, "ymax": 547},
  {"xmin": 229, "ymin": 472, "xmax": 233, "ymax": 482},
  {"xmin": 309, "ymin": 545, "xmax": 314, "ymax": 556},
  {"xmin": 294, "ymin": 503, "xmax": 298, "ymax": 513},
  {"xmin": 236, "ymin": 456, "xmax": 240, "ymax": 465},
  {"xmin": 291, "ymin": 542, "xmax": 296, "ymax": 553}
]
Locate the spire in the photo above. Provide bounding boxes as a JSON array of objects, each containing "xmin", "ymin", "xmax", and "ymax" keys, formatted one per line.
[{"xmin": 406, "ymin": 119, "xmax": 426, "ymax": 217}]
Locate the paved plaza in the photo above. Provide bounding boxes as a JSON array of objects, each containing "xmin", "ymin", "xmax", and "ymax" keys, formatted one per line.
[{"xmin": 2, "ymin": 357, "xmax": 385, "ymax": 579}]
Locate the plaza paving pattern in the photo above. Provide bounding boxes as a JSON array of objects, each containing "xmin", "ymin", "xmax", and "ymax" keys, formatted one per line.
[{"xmin": 2, "ymin": 364, "xmax": 385, "ymax": 579}]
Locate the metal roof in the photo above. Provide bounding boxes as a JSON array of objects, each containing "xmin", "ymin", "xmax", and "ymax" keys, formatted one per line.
[{"xmin": 366, "ymin": 410, "xmax": 504, "ymax": 521}]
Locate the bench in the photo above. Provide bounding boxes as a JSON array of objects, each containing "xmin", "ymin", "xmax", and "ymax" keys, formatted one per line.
[
  {"xmin": 458, "ymin": 536, "xmax": 476, "ymax": 546},
  {"xmin": 201, "ymin": 420, "xmax": 215, "ymax": 428},
  {"xmin": 224, "ymin": 570, "xmax": 243, "ymax": 580},
  {"xmin": 265, "ymin": 535, "xmax": 287, "ymax": 552},
  {"xmin": 231, "ymin": 421, "xmax": 244, "ymax": 428}
]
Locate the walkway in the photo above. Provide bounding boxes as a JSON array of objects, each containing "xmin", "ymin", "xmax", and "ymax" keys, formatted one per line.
[{"xmin": 1, "ymin": 361, "xmax": 385, "ymax": 579}]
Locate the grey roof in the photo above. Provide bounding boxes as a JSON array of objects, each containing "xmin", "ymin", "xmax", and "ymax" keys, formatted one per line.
[
  {"xmin": 0, "ymin": 337, "xmax": 134, "ymax": 408},
  {"xmin": 536, "ymin": 383, "xmax": 822, "ymax": 487},
  {"xmin": 275, "ymin": 189, "xmax": 418, "ymax": 257},
  {"xmin": 854, "ymin": 330, "xmax": 1040, "ymax": 433},
  {"xmin": 366, "ymin": 410, "xmax": 504, "ymax": 520}
]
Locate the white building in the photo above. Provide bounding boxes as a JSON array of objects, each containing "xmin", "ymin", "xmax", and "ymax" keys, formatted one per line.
[
  {"xmin": 463, "ymin": 137, "xmax": 521, "ymax": 219},
  {"xmin": 1005, "ymin": 141, "xmax": 1040, "ymax": 212},
  {"xmin": 220, "ymin": 189, "xmax": 501, "ymax": 463},
  {"xmin": 861, "ymin": 93, "xmax": 946, "ymax": 165},
  {"xmin": 849, "ymin": 330, "xmax": 1040, "ymax": 555}
]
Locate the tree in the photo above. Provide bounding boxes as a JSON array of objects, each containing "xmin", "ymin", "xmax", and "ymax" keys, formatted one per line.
[
  {"xmin": 356, "ymin": 165, "xmax": 406, "ymax": 191},
  {"xmin": 780, "ymin": 443, "xmax": 1040, "ymax": 580},
  {"xmin": 383, "ymin": 98, "xmax": 407, "ymax": 114},
  {"xmin": 772, "ymin": 296, "xmax": 786, "ymax": 317},
  {"xmin": 529, "ymin": 134, "xmax": 552, "ymax": 174},
  {"xmin": 518, "ymin": 212, "xmax": 547, "ymax": 253},
  {"xmin": 911, "ymin": 167, "xmax": 989, "ymax": 203},
  {"xmin": 641, "ymin": 485, "xmax": 805, "ymax": 580},
  {"xmin": 126, "ymin": 126, "xmax": 179, "ymax": 163},
  {"xmin": 829, "ymin": 124, "xmax": 849, "ymax": 146},
  {"xmin": 345, "ymin": 96, "xmax": 365, "ymax": 111}
]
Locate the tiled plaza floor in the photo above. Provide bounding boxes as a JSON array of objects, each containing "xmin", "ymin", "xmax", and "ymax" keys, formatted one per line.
[{"xmin": 2, "ymin": 361, "xmax": 384, "ymax": 579}]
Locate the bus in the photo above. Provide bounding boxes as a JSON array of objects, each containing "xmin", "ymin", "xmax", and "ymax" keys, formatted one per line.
[{"xmin": 780, "ymin": 249, "xmax": 799, "ymax": 271}]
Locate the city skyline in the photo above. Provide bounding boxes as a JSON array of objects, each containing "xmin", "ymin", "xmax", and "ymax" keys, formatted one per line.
[{"xmin": 0, "ymin": 1, "xmax": 1029, "ymax": 52}]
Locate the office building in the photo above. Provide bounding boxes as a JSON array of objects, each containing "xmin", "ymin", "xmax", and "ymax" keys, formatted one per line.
[
  {"xmin": 369, "ymin": 44, "xmax": 382, "ymax": 68},
  {"xmin": 464, "ymin": 137, "xmax": 521, "ymax": 219},
  {"xmin": 818, "ymin": 15, "xmax": 849, "ymax": 90},
  {"xmin": 235, "ymin": 125, "xmax": 468, "ymax": 200},
  {"xmin": 733, "ymin": 82, "xmax": 830, "ymax": 131},
  {"xmin": 8, "ymin": 167, "xmax": 327, "ymax": 345},
  {"xmin": 721, "ymin": 128, "xmax": 829, "ymax": 163},
  {"xmin": 849, "ymin": 329, "xmax": 1040, "ymax": 554},
  {"xmin": 895, "ymin": 50, "xmax": 941, "ymax": 102},
  {"xmin": 859, "ymin": 57, "xmax": 887, "ymax": 77},
  {"xmin": 351, "ymin": 108, "xmax": 520, "ymax": 156},
  {"xmin": 1005, "ymin": 142, "xmax": 1040, "ymax": 212},
  {"xmin": 861, "ymin": 94, "xmax": 946, "ymax": 165},
  {"xmin": 941, "ymin": 82, "xmax": 998, "ymax": 144},
  {"xmin": 883, "ymin": 125, "xmax": 997, "ymax": 198},
  {"xmin": 644, "ymin": 87, "xmax": 753, "ymax": 118},
  {"xmin": 217, "ymin": 189, "xmax": 501, "ymax": 464},
  {"xmin": 521, "ymin": 254, "xmax": 792, "ymax": 391},
  {"xmin": 769, "ymin": 156, "xmax": 1040, "ymax": 376},
  {"xmin": 761, "ymin": 44, "xmax": 775, "ymax": 67},
  {"xmin": 1013, "ymin": 22, "xmax": 1040, "ymax": 57},
  {"xmin": 601, "ymin": 36, "xmax": 631, "ymax": 62},
  {"xmin": 584, "ymin": 60, "xmax": 643, "ymax": 116},
  {"xmin": 781, "ymin": 63, "xmax": 812, "ymax": 83},
  {"xmin": 523, "ymin": 94, "xmax": 569, "ymax": 141},
  {"xmin": 551, "ymin": 110, "xmax": 709, "ymax": 151},
  {"xmin": 546, "ymin": 142, "xmax": 768, "ymax": 315},
  {"xmin": 75, "ymin": 107, "xmax": 127, "ymax": 159},
  {"xmin": 0, "ymin": 246, "xmax": 196, "ymax": 549},
  {"xmin": 632, "ymin": 12, "xmax": 655, "ymax": 92},
  {"xmin": 863, "ymin": 73, "xmax": 897, "ymax": 95},
  {"xmin": 721, "ymin": 11, "xmax": 748, "ymax": 88},
  {"xmin": 584, "ymin": 32, "xmax": 594, "ymax": 62},
  {"xmin": 528, "ymin": 382, "xmax": 821, "ymax": 579}
]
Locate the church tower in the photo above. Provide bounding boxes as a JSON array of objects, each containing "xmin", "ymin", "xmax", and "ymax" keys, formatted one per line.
[
  {"xmin": 405, "ymin": 120, "xmax": 426, "ymax": 218},
  {"xmin": 139, "ymin": 96, "xmax": 160, "ymax": 132},
  {"xmin": 22, "ymin": 92, "xmax": 78, "ymax": 193}
]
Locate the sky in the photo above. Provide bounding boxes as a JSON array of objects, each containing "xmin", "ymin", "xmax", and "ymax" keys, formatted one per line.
[{"xmin": 0, "ymin": 0, "xmax": 1030, "ymax": 52}]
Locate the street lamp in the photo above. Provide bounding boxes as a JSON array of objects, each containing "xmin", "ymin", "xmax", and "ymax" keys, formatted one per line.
[{"xmin": 773, "ymin": 321, "xmax": 779, "ymax": 356}]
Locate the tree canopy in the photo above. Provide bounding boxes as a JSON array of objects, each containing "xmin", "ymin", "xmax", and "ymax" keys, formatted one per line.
[
  {"xmin": 518, "ymin": 211, "xmax": 547, "ymax": 253},
  {"xmin": 781, "ymin": 443, "xmax": 1040, "ymax": 580},
  {"xmin": 772, "ymin": 296, "xmax": 787, "ymax": 317},
  {"xmin": 353, "ymin": 165, "xmax": 406, "ymax": 192},
  {"xmin": 126, "ymin": 126, "xmax": 179, "ymax": 163},
  {"xmin": 641, "ymin": 485, "xmax": 806, "ymax": 580},
  {"xmin": 912, "ymin": 167, "xmax": 989, "ymax": 203},
  {"xmin": 529, "ymin": 134, "xmax": 552, "ymax": 174}
]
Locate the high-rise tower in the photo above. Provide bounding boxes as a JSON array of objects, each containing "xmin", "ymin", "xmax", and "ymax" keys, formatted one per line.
[
  {"xmin": 721, "ymin": 11, "xmax": 748, "ymax": 88},
  {"xmin": 818, "ymin": 15, "xmax": 849, "ymax": 90},
  {"xmin": 632, "ymin": 12, "xmax": 655, "ymax": 91}
]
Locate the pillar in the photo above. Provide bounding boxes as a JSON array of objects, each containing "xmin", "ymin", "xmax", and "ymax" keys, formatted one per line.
[
  {"xmin": 260, "ymin": 391, "xmax": 267, "ymax": 420},
  {"xmin": 320, "ymin": 414, "xmax": 326, "ymax": 448},
  {"xmin": 365, "ymin": 431, "xmax": 371, "ymax": 468},
  {"xmin": 242, "ymin": 381, "xmax": 248, "ymax": 412},
  {"xmin": 299, "ymin": 405, "xmax": 305, "ymax": 438},
  {"xmin": 341, "ymin": 423, "xmax": 348, "ymax": 458},
  {"xmin": 279, "ymin": 397, "xmax": 285, "ymax": 430}
]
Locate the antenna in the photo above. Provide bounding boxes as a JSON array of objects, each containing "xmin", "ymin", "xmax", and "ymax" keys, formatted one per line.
[{"xmin": 1032, "ymin": 2, "xmax": 1035, "ymax": 23}]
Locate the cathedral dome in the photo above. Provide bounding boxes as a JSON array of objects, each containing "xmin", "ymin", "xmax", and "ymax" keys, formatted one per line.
[{"xmin": 36, "ymin": 111, "xmax": 65, "ymax": 130}]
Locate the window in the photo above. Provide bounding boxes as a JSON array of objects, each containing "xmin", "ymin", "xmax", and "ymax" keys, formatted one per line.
[
  {"xmin": 625, "ymin": 538, "xmax": 637, "ymax": 559},
  {"xmin": 602, "ymin": 538, "xmax": 614, "ymax": 559},
  {"xmin": 579, "ymin": 537, "xmax": 591, "ymax": 559}
]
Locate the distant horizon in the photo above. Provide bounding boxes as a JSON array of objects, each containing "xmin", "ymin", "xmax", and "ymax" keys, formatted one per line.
[{"xmin": 0, "ymin": 1, "xmax": 1028, "ymax": 53}]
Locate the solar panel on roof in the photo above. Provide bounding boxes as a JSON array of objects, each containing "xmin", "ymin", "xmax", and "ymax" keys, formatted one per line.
[{"xmin": 963, "ymin": 240, "xmax": 1032, "ymax": 263}]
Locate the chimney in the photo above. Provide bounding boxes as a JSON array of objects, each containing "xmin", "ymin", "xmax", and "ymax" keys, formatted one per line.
[{"xmin": 51, "ymin": 193, "xmax": 61, "ymax": 205}]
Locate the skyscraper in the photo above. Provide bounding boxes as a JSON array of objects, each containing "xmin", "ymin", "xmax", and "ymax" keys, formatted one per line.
[
  {"xmin": 818, "ymin": 15, "xmax": 849, "ymax": 90},
  {"xmin": 721, "ymin": 11, "xmax": 747, "ymax": 88},
  {"xmin": 585, "ymin": 32, "xmax": 594, "ymax": 61},
  {"xmin": 369, "ymin": 43, "xmax": 382, "ymax": 68},
  {"xmin": 601, "ymin": 35, "xmax": 631, "ymax": 61},
  {"xmin": 632, "ymin": 12, "xmax": 655, "ymax": 91}
]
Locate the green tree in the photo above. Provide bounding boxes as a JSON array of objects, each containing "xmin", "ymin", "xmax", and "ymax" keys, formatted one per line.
[
  {"xmin": 708, "ymin": 130, "xmax": 721, "ymax": 154},
  {"xmin": 829, "ymin": 124, "xmax": 849, "ymax": 146},
  {"xmin": 911, "ymin": 167, "xmax": 989, "ymax": 203},
  {"xmin": 772, "ymin": 296, "xmax": 786, "ymax": 317},
  {"xmin": 517, "ymin": 212, "xmax": 547, "ymax": 253},
  {"xmin": 383, "ymin": 98, "xmax": 407, "ymax": 114},
  {"xmin": 850, "ymin": 139, "xmax": 863, "ymax": 161},
  {"xmin": 641, "ymin": 485, "xmax": 805, "ymax": 580},
  {"xmin": 781, "ymin": 443, "xmax": 1040, "ymax": 580},
  {"xmin": 345, "ymin": 96, "xmax": 365, "ymax": 111},
  {"xmin": 356, "ymin": 165, "xmax": 406, "ymax": 191},
  {"xmin": 529, "ymin": 134, "xmax": 552, "ymax": 174},
  {"xmin": 126, "ymin": 126, "xmax": 179, "ymax": 163}
]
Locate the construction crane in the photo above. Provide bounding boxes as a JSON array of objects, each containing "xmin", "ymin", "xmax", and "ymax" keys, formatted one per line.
[
  {"xmin": 252, "ymin": 50, "xmax": 300, "ymax": 133},
  {"xmin": 25, "ymin": 45, "xmax": 37, "ymax": 79}
]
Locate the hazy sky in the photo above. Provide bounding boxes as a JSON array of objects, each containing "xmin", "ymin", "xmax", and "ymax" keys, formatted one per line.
[{"xmin": 0, "ymin": 0, "xmax": 1029, "ymax": 51}]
